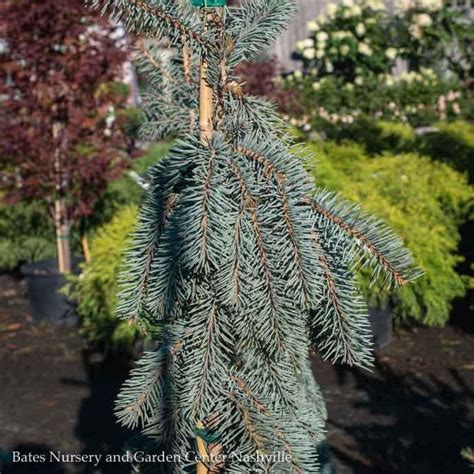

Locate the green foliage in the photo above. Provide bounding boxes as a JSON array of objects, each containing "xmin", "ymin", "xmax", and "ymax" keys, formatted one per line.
[
  {"xmin": 69, "ymin": 205, "xmax": 141, "ymax": 349},
  {"xmin": 294, "ymin": 0, "xmax": 473, "ymax": 82},
  {"xmin": 83, "ymin": 142, "xmax": 172, "ymax": 230},
  {"xmin": 283, "ymin": 0, "xmax": 473, "ymax": 129},
  {"xmin": 306, "ymin": 140, "xmax": 473, "ymax": 325},
  {"xmin": 395, "ymin": 0, "xmax": 474, "ymax": 81},
  {"xmin": 116, "ymin": 106, "xmax": 144, "ymax": 141},
  {"xmin": 319, "ymin": 119, "xmax": 474, "ymax": 182},
  {"xmin": 323, "ymin": 118, "xmax": 416, "ymax": 154},
  {"xmin": 418, "ymin": 121, "xmax": 474, "ymax": 182},
  {"xmin": 282, "ymin": 72, "xmax": 469, "ymax": 128},
  {"xmin": 0, "ymin": 201, "xmax": 56, "ymax": 270}
]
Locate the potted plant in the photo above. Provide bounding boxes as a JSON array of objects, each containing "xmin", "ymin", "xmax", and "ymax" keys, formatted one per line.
[{"xmin": 0, "ymin": 0, "xmax": 130, "ymax": 324}]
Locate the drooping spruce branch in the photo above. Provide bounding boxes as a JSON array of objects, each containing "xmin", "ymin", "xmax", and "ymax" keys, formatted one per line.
[
  {"xmin": 310, "ymin": 228, "xmax": 373, "ymax": 367},
  {"xmin": 311, "ymin": 189, "xmax": 421, "ymax": 289}
]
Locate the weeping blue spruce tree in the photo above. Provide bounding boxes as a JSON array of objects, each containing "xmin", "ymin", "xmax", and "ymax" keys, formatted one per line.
[{"xmin": 91, "ymin": 0, "xmax": 419, "ymax": 472}]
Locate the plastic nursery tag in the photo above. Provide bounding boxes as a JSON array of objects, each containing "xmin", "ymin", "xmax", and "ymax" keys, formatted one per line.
[{"xmin": 192, "ymin": 0, "xmax": 227, "ymax": 6}]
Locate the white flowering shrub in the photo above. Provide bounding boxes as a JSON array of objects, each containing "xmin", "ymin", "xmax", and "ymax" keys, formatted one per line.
[
  {"xmin": 295, "ymin": 0, "xmax": 399, "ymax": 82},
  {"xmin": 281, "ymin": 69, "xmax": 467, "ymax": 128},
  {"xmin": 281, "ymin": 0, "xmax": 473, "ymax": 129},
  {"xmin": 395, "ymin": 0, "xmax": 473, "ymax": 81}
]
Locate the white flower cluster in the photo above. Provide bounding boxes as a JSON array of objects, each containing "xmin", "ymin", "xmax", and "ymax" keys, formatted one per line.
[
  {"xmin": 374, "ymin": 68, "xmax": 436, "ymax": 87},
  {"xmin": 316, "ymin": 106, "xmax": 361, "ymax": 124},
  {"xmin": 408, "ymin": 11, "xmax": 434, "ymax": 39},
  {"xmin": 299, "ymin": 0, "xmax": 391, "ymax": 66},
  {"xmin": 332, "ymin": 30, "xmax": 353, "ymax": 40},
  {"xmin": 315, "ymin": 0, "xmax": 384, "ymax": 26},
  {"xmin": 399, "ymin": 68, "xmax": 437, "ymax": 83},
  {"xmin": 358, "ymin": 42, "xmax": 373, "ymax": 55},
  {"xmin": 282, "ymin": 114, "xmax": 312, "ymax": 131},
  {"xmin": 385, "ymin": 47, "xmax": 398, "ymax": 60},
  {"xmin": 398, "ymin": 0, "xmax": 443, "ymax": 12}
]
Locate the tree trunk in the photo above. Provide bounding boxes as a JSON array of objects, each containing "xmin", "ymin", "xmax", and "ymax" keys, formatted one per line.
[
  {"xmin": 54, "ymin": 198, "xmax": 71, "ymax": 273},
  {"xmin": 53, "ymin": 122, "xmax": 72, "ymax": 274}
]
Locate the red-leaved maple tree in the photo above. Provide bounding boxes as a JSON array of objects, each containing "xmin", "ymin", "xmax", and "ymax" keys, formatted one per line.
[{"xmin": 0, "ymin": 0, "xmax": 130, "ymax": 273}]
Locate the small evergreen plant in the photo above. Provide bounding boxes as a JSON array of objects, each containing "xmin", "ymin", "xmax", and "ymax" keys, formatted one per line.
[{"xmin": 92, "ymin": 0, "xmax": 419, "ymax": 471}]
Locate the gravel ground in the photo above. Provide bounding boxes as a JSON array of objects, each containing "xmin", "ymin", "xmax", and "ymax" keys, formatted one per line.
[{"xmin": 0, "ymin": 273, "xmax": 473, "ymax": 474}]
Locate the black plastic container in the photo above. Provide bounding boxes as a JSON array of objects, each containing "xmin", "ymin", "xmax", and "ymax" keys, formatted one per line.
[
  {"xmin": 368, "ymin": 306, "xmax": 392, "ymax": 349},
  {"xmin": 21, "ymin": 258, "xmax": 80, "ymax": 326}
]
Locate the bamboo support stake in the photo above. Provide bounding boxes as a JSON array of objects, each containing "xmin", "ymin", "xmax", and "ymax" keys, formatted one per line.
[
  {"xmin": 199, "ymin": 58, "xmax": 213, "ymax": 143},
  {"xmin": 179, "ymin": 0, "xmax": 195, "ymax": 130},
  {"xmin": 196, "ymin": 421, "xmax": 209, "ymax": 474},
  {"xmin": 179, "ymin": 0, "xmax": 192, "ymax": 85},
  {"xmin": 81, "ymin": 235, "xmax": 92, "ymax": 263},
  {"xmin": 196, "ymin": 10, "xmax": 215, "ymax": 473}
]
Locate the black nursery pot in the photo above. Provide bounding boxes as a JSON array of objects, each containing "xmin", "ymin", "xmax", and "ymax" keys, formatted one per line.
[
  {"xmin": 20, "ymin": 258, "xmax": 80, "ymax": 326},
  {"xmin": 368, "ymin": 306, "xmax": 392, "ymax": 349}
]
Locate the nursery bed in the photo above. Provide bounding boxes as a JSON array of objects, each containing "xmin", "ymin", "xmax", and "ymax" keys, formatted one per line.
[{"xmin": 0, "ymin": 273, "xmax": 473, "ymax": 474}]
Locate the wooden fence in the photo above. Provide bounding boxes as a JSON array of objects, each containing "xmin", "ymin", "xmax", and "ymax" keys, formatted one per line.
[{"xmin": 271, "ymin": 0, "xmax": 328, "ymax": 70}]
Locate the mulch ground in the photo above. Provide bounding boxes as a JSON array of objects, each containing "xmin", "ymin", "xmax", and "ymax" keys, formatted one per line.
[{"xmin": 0, "ymin": 273, "xmax": 473, "ymax": 474}]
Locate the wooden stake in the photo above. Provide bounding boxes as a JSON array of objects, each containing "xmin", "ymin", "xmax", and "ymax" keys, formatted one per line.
[
  {"xmin": 196, "ymin": 421, "xmax": 209, "ymax": 474},
  {"xmin": 199, "ymin": 8, "xmax": 214, "ymax": 144},
  {"xmin": 179, "ymin": 0, "xmax": 192, "ymax": 85},
  {"xmin": 199, "ymin": 58, "xmax": 213, "ymax": 143},
  {"xmin": 197, "ymin": 11, "xmax": 214, "ymax": 474},
  {"xmin": 81, "ymin": 235, "xmax": 92, "ymax": 263}
]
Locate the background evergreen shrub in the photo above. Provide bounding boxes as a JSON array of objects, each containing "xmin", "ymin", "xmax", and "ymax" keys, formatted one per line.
[
  {"xmin": 418, "ymin": 121, "xmax": 474, "ymax": 182},
  {"xmin": 68, "ymin": 205, "xmax": 140, "ymax": 350},
  {"xmin": 306, "ymin": 140, "xmax": 473, "ymax": 325},
  {"xmin": 67, "ymin": 143, "xmax": 170, "ymax": 350},
  {"xmin": 0, "ymin": 201, "xmax": 57, "ymax": 270}
]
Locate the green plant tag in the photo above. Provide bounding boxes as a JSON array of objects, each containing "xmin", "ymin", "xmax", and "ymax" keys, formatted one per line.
[
  {"xmin": 192, "ymin": 0, "xmax": 226, "ymax": 6},
  {"xmin": 195, "ymin": 427, "xmax": 221, "ymax": 444}
]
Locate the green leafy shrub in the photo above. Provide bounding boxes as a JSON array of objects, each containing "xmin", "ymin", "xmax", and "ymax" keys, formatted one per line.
[
  {"xmin": 418, "ymin": 121, "xmax": 474, "ymax": 182},
  {"xmin": 324, "ymin": 118, "xmax": 417, "ymax": 154},
  {"xmin": 395, "ymin": 0, "xmax": 473, "ymax": 81},
  {"xmin": 294, "ymin": 0, "xmax": 473, "ymax": 82},
  {"xmin": 318, "ymin": 119, "xmax": 473, "ymax": 181},
  {"xmin": 0, "ymin": 201, "xmax": 56, "ymax": 270},
  {"xmin": 69, "ymin": 205, "xmax": 141, "ymax": 350},
  {"xmin": 279, "ymin": 0, "xmax": 473, "ymax": 129},
  {"xmin": 305, "ymin": 140, "xmax": 473, "ymax": 325},
  {"xmin": 282, "ymin": 72, "xmax": 468, "ymax": 129}
]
